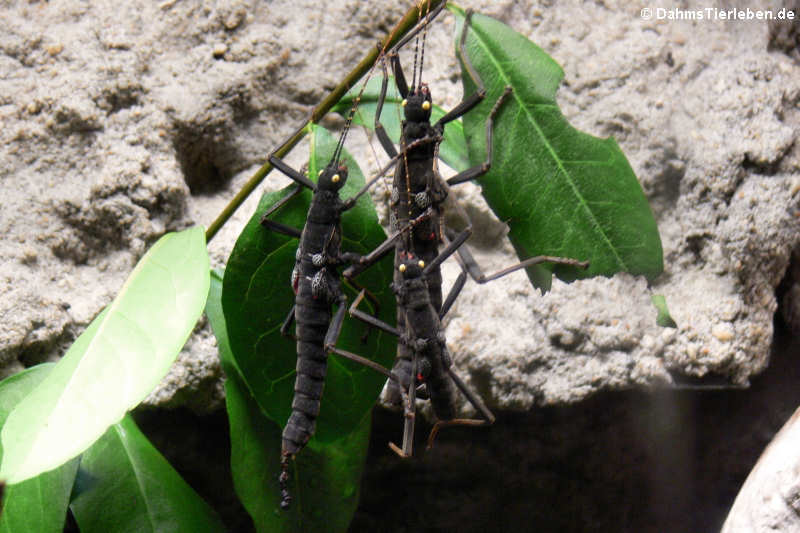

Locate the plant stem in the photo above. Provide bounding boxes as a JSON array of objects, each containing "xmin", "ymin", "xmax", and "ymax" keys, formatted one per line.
[{"xmin": 205, "ymin": 0, "xmax": 446, "ymax": 243}]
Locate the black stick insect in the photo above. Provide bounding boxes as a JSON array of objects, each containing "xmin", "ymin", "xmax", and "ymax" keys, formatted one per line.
[
  {"xmin": 261, "ymin": 160, "xmax": 414, "ymax": 507},
  {"xmin": 346, "ymin": 5, "xmax": 589, "ymax": 413},
  {"xmin": 260, "ymin": 78, "xmax": 439, "ymax": 509},
  {"xmin": 348, "ymin": 229, "xmax": 588, "ymax": 457}
]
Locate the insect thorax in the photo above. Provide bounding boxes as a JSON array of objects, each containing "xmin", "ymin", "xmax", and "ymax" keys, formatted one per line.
[{"xmin": 306, "ymin": 191, "xmax": 342, "ymax": 224}]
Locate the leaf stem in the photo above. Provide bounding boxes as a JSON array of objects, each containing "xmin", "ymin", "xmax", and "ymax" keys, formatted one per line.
[{"xmin": 205, "ymin": 0, "xmax": 446, "ymax": 243}]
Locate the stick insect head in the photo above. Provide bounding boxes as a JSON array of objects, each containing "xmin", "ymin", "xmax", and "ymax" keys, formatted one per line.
[
  {"xmin": 402, "ymin": 83, "xmax": 432, "ymax": 123},
  {"xmin": 316, "ymin": 161, "xmax": 348, "ymax": 192},
  {"xmin": 397, "ymin": 251, "xmax": 426, "ymax": 280}
]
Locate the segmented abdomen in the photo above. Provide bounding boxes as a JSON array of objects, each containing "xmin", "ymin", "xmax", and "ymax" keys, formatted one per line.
[
  {"xmin": 281, "ymin": 207, "xmax": 340, "ymax": 457},
  {"xmin": 281, "ymin": 283, "xmax": 332, "ymax": 456}
]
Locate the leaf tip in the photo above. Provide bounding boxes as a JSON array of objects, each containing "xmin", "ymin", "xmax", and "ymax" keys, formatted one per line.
[{"xmin": 651, "ymin": 293, "xmax": 677, "ymax": 328}]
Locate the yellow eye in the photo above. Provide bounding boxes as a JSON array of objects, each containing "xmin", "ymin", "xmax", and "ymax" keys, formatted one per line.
[
  {"xmin": 401, "ymin": 99, "xmax": 408, "ymax": 107},
  {"xmin": 418, "ymin": 260, "xmax": 425, "ymax": 268},
  {"xmin": 318, "ymin": 169, "xmax": 323, "ymax": 177},
  {"xmin": 332, "ymin": 174, "xmax": 340, "ymax": 183},
  {"xmin": 399, "ymin": 264, "xmax": 407, "ymax": 272},
  {"xmin": 422, "ymin": 101, "xmax": 431, "ymax": 111}
]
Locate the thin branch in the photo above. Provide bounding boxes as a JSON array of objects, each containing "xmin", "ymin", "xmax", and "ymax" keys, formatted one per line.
[{"xmin": 205, "ymin": 0, "xmax": 446, "ymax": 243}]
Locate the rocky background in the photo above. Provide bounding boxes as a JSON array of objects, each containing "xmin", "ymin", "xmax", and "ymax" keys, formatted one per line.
[{"xmin": 2, "ymin": 0, "xmax": 799, "ymax": 531}]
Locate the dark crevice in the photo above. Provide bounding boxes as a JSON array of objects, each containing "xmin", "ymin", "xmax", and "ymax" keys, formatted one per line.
[
  {"xmin": 18, "ymin": 323, "xmax": 76, "ymax": 368},
  {"xmin": 173, "ymin": 123, "xmax": 241, "ymax": 196},
  {"xmin": 768, "ymin": 6, "xmax": 800, "ymax": 62},
  {"xmin": 777, "ymin": 245, "xmax": 800, "ymax": 334},
  {"xmin": 665, "ymin": 369, "xmax": 749, "ymax": 390},
  {"xmin": 742, "ymin": 147, "xmax": 792, "ymax": 176},
  {"xmin": 102, "ymin": 87, "xmax": 142, "ymax": 115},
  {"xmin": 354, "ymin": 318, "xmax": 800, "ymax": 533},
  {"xmin": 641, "ymin": 141, "xmax": 685, "ymax": 219},
  {"xmin": 132, "ymin": 407, "xmax": 255, "ymax": 533},
  {"xmin": 685, "ymin": 232, "xmax": 709, "ymax": 263}
]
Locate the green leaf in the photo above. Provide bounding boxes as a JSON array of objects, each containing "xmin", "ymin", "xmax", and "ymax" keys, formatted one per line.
[
  {"xmin": 206, "ymin": 269, "xmax": 241, "ymax": 378},
  {"xmin": 222, "ymin": 124, "xmax": 395, "ymax": 442},
  {"xmin": 0, "ymin": 227, "xmax": 210, "ymax": 484},
  {"xmin": 451, "ymin": 7, "xmax": 663, "ymax": 289},
  {"xmin": 208, "ymin": 270, "xmax": 370, "ymax": 533},
  {"xmin": 651, "ymin": 294, "xmax": 677, "ymax": 328},
  {"xmin": 69, "ymin": 414, "xmax": 225, "ymax": 533},
  {"xmin": 332, "ymin": 76, "xmax": 469, "ymax": 172},
  {"xmin": 0, "ymin": 365, "xmax": 79, "ymax": 533}
]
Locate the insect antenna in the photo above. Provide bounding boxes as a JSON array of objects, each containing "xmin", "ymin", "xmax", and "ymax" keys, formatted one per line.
[
  {"xmin": 417, "ymin": 0, "xmax": 432, "ymax": 90},
  {"xmin": 333, "ymin": 49, "xmax": 385, "ymax": 166},
  {"xmin": 407, "ymin": 0, "xmax": 434, "ymax": 92}
]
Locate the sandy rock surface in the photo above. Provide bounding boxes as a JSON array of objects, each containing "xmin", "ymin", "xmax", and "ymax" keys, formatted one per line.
[
  {"xmin": 1, "ymin": 0, "xmax": 799, "ymax": 417},
  {"xmin": 722, "ymin": 405, "xmax": 800, "ymax": 532}
]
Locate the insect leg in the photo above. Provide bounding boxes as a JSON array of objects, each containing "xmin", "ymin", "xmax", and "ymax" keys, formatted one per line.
[
  {"xmin": 420, "ymin": 225, "xmax": 473, "ymax": 278},
  {"xmin": 374, "ymin": 56, "xmax": 399, "ymax": 158},
  {"xmin": 439, "ymin": 271, "xmax": 467, "ymax": 320},
  {"xmin": 260, "ymin": 219, "xmax": 302, "ymax": 239},
  {"xmin": 426, "ymin": 380, "xmax": 495, "ymax": 451},
  {"xmin": 260, "ymin": 183, "xmax": 304, "ymax": 221},
  {"xmin": 345, "ymin": 289, "xmax": 417, "ymax": 421},
  {"xmin": 432, "ymin": 8, "xmax": 495, "ymax": 130},
  {"xmin": 426, "ymin": 347, "xmax": 495, "ymax": 451},
  {"xmin": 269, "ymin": 154, "xmax": 317, "ymax": 191},
  {"xmin": 444, "ymin": 227, "xmax": 589, "ymax": 284},
  {"xmin": 446, "ymin": 368, "xmax": 495, "ymax": 424},
  {"xmin": 280, "ymin": 304, "xmax": 296, "ymax": 338},
  {"xmin": 327, "ymin": 295, "xmax": 415, "ymax": 446},
  {"xmin": 260, "ymin": 185, "xmax": 304, "ymax": 238},
  {"xmin": 323, "ymin": 292, "xmax": 349, "ymax": 351},
  {"xmin": 445, "ymin": 85, "xmax": 513, "ymax": 186},
  {"xmin": 389, "ymin": 350, "xmax": 417, "ymax": 458},
  {"xmin": 348, "ymin": 289, "xmax": 401, "ymax": 337},
  {"xmin": 339, "ymin": 276, "xmax": 381, "ymax": 343},
  {"xmin": 328, "ymin": 346, "xmax": 413, "ymax": 421},
  {"xmin": 390, "ymin": 51, "xmax": 409, "ymax": 98},
  {"xmin": 342, "ymin": 207, "xmax": 435, "ymax": 280}
]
